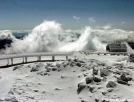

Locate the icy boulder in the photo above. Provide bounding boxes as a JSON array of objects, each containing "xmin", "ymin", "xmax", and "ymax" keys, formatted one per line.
[
  {"xmin": 106, "ymin": 81, "xmax": 117, "ymax": 88},
  {"xmin": 128, "ymin": 54, "xmax": 134, "ymax": 62}
]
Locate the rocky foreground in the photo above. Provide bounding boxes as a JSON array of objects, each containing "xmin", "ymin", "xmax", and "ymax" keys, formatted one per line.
[{"xmin": 0, "ymin": 55, "xmax": 134, "ymax": 102}]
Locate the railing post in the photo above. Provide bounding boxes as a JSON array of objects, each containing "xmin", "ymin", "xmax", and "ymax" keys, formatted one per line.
[
  {"xmin": 25, "ymin": 57, "xmax": 27, "ymax": 63},
  {"xmin": 11, "ymin": 58, "xmax": 13, "ymax": 65},
  {"xmin": 40, "ymin": 56, "xmax": 41, "ymax": 61},
  {"xmin": 38, "ymin": 56, "xmax": 41, "ymax": 61},
  {"xmin": 7, "ymin": 59, "xmax": 9, "ymax": 65},
  {"xmin": 52, "ymin": 56, "xmax": 55, "ymax": 61},
  {"xmin": 23, "ymin": 57, "xmax": 24, "ymax": 63},
  {"xmin": 66, "ymin": 56, "xmax": 68, "ymax": 60}
]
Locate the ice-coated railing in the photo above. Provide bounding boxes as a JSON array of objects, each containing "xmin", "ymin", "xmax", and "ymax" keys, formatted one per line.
[
  {"xmin": 0, "ymin": 52, "xmax": 72, "ymax": 60},
  {"xmin": 0, "ymin": 52, "xmax": 73, "ymax": 67}
]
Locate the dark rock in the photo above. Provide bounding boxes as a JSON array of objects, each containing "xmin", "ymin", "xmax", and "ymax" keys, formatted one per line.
[
  {"xmin": 89, "ymin": 86, "xmax": 95, "ymax": 93},
  {"xmin": 30, "ymin": 67, "xmax": 39, "ymax": 72},
  {"xmin": 46, "ymin": 67, "xmax": 51, "ymax": 72},
  {"xmin": 49, "ymin": 64, "xmax": 54, "ymax": 67},
  {"xmin": 34, "ymin": 90, "xmax": 38, "ymax": 92},
  {"xmin": 55, "ymin": 88, "xmax": 61, "ymax": 90},
  {"xmin": 93, "ymin": 68, "xmax": 98, "ymax": 75},
  {"xmin": 28, "ymin": 96, "xmax": 34, "ymax": 99},
  {"xmin": 52, "ymin": 68, "xmax": 57, "ymax": 71},
  {"xmin": 99, "ymin": 62, "xmax": 106, "ymax": 66},
  {"xmin": 27, "ymin": 65, "xmax": 31, "ymax": 68},
  {"xmin": 61, "ymin": 75, "xmax": 65, "ymax": 79},
  {"xmin": 8, "ymin": 90, "xmax": 14, "ymax": 95},
  {"xmin": 4, "ymin": 97, "xmax": 18, "ymax": 102},
  {"xmin": 74, "ymin": 59, "xmax": 85, "ymax": 63},
  {"xmin": 123, "ymin": 72, "xmax": 129, "ymax": 75},
  {"xmin": 127, "ymin": 77, "xmax": 132, "ymax": 81},
  {"xmin": 100, "ymin": 69, "xmax": 109, "ymax": 77},
  {"xmin": 74, "ymin": 59, "xmax": 78, "ymax": 62},
  {"xmin": 37, "ymin": 71, "xmax": 48, "ymax": 76},
  {"xmin": 71, "ymin": 62, "xmax": 76, "ymax": 67},
  {"xmin": 13, "ymin": 66, "xmax": 19, "ymax": 71},
  {"xmin": 95, "ymin": 99, "xmax": 99, "ymax": 102},
  {"xmin": 63, "ymin": 64, "xmax": 67, "ymax": 67},
  {"xmin": 107, "ymin": 89, "xmax": 113, "ymax": 92},
  {"xmin": 36, "ymin": 63, "xmax": 42, "ymax": 67},
  {"xmin": 128, "ymin": 54, "xmax": 134, "ymax": 62},
  {"xmin": 117, "ymin": 79, "xmax": 130, "ymax": 86},
  {"xmin": 76, "ymin": 62, "xmax": 81, "ymax": 67},
  {"xmin": 38, "ymin": 83, "xmax": 42, "ymax": 85},
  {"xmin": 113, "ymin": 71, "xmax": 121, "ymax": 75},
  {"xmin": 79, "ymin": 60, "xmax": 85, "ymax": 63},
  {"xmin": 120, "ymin": 74, "xmax": 128, "ymax": 82},
  {"xmin": 12, "ymin": 88, "xmax": 21, "ymax": 95},
  {"xmin": 68, "ymin": 59, "xmax": 72, "ymax": 62},
  {"xmin": 57, "ymin": 67, "xmax": 62, "ymax": 72},
  {"xmin": 81, "ymin": 99, "xmax": 87, "ymax": 102},
  {"xmin": 102, "ymin": 92, "xmax": 107, "ymax": 95},
  {"xmin": 106, "ymin": 66, "xmax": 112, "ymax": 69},
  {"xmin": 77, "ymin": 83, "xmax": 86, "ymax": 94},
  {"xmin": 66, "ymin": 62, "xmax": 70, "ymax": 65},
  {"xmin": 106, "ymin": 81, "xmax": 117, "ymax": 88},
  {"xmin": 115, "ymin": 63, "xmax": 123, "ymax": 68},
  {"xmin": 42, "ymin": 91, "xmax": 46, "ymax": 93},
  {"xmin": 98, "ymin": 87, "xmax": 103, "ymax": 89},
  {"xmin": 81, "ymin": 64, "xmax": 86, "ymax": 67},
  {"xmin": 56, "ymin": 63, "xmax": 61, "ymax": 68},
  {"xmin": 101, "ymin": 100, "xmax": 110, "ymax": 102},
  {"xmin": 46, "ymin": 63, "xmax": 52, "ymax": 66},
  {"xmin": 81, "ymin": 68, "xmax": 86, "ymax": 72},
  {"xmin": 120, "ymin": 74, "xmax": 132, "ymax": 82},
  {"xmin": 83, "ymin": 74, "xmax": 87, "ymax": 77},
  {"xmin": 94, "ymin": 77, "xmax": 101, "ymax": 82},
  {"xmin": 124, "ymin": 100, "xmax": 129, "ymax": 102},
  {"xmin": 85, "ymin": 77, "xmax": 93, "ymax": 84}
]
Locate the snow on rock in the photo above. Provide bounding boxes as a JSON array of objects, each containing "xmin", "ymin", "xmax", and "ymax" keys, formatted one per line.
[
  {"xmin": 4, "ymin": 96, "xmax": 18, "ymax": 102},
  {"xmin": 106, "ymin": 81, "xmax": 117, "ymax": 88},
  {"xmin": 100, "ymin": 69, "xmax": 109, "ymax": 77},
  {"xmin": 0, "ymin": 52, "xmax": 134, "ymax": 102}
]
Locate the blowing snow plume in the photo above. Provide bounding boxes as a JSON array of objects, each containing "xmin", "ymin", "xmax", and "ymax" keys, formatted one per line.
[
  {"xmin": 5, "ymin": 21, "xmax": 62, "ymax": 54},
  {"xmin": 0, "ymin": 30, "xmax": 15, "ymax": 40},
  {"xmin": 59, "ymin": 27, "xmax": 105, "ymax": 51},
  {"xmin": 4, "ymin": 20, "xmax": 105, "ymax": 54},
  {"xmin": 3, "ymin": 20, "xmax": 133, "ymax": 54}
]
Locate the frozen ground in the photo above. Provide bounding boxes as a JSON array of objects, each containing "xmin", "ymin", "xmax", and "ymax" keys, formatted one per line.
[{"xmin": 0, "ymin": 52, "xmax": 134, "ymax": 102}]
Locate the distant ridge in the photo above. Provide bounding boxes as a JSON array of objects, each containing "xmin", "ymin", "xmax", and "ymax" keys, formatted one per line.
[
  {"xmin": 0, "ymin": 39, "xmax": 12, "ymax": 49},
  {"xmin": 128, "ymin": 42, "xmax": 134, "ymax": 49}
]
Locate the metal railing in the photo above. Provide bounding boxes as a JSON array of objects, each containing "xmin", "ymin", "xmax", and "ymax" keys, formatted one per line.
[{"xmin": 0, "ymin": 52, "xmax": 72, "ymax": 67}]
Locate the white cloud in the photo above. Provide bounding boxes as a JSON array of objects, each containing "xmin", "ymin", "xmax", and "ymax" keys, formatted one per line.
[
  {"xmin": 88, "ymin": 17, "xmax": 96, "ymax": 23},
  {"xmin": 65, "ymin": 29, "xmax": 81, "ymax": 34},
  {"xmin": 73, "ymin": 16, "xmax": 80, "ymax": 20},
  {"xmin": 11, "ymin": 30, "xmax": 31, "ymax": 33},
  {"xmin": 102, "ymin": 24, "xmax": 111, "ymax": 30}
]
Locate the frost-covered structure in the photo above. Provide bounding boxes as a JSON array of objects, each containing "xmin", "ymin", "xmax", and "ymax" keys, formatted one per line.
[{"xmin": 106, "ymin": 41, "xmax": 127, "ymax": 52}]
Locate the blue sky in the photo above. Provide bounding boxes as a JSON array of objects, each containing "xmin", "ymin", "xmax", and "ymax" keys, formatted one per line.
[{"xmin": 0, "ymin": 0, "xmax": 134, "ymax": 30}]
